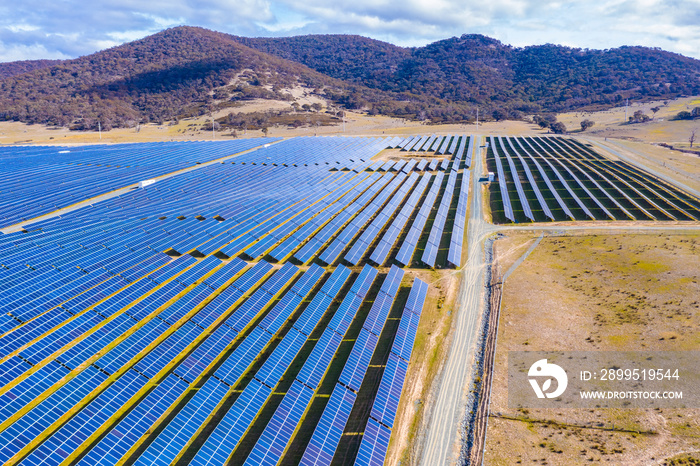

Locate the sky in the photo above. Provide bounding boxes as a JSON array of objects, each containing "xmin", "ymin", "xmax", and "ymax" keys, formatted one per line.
[{"xmin": 1, "ymin": 0, "xmax": 700, "ymax": 62}]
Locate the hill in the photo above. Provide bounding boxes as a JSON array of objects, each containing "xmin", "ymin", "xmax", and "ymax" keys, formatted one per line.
[
  {"xmin": 0, "ymin": 59, "xmax": 61, "ymax": 79},
  {"xmin": 0, "ymin": 26, "xmax": 699, "ymax": 129},
  {"xmin": 0, "ymin": 27, "xmax": 407, "ymax": 130},
  {"xmin": 240, "ymin": 33, "xmax": 700, "ymax": 113}
]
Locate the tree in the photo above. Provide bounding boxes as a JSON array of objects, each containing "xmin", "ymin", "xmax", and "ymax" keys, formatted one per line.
[
  {"xmin": 261, "ymin": 126, "xmax": 269, "ymax": 136},
  {"xmin": 550, "ymin": 122, "xmax": 567, "ymax": 134},
  {"xmin": 629, "ymin": 110, "xmax": 650, "ymax": 124},
  {"xmin": 533, "ymin": 115, "xmax": 550, "ymax": 129},
  {"xmin": 492, "ymin": 108, "xmax": 507, "ymax": 121},
  {"xmin": 677, "ymin": 111, "xmax": 692, "ymax": 120},
  {"xmin": 651, "ymin": 106, "xmax": 660, "ymax": 118},
  {"xmin": 692, "ymin": 107, "xmax": 700, "ymax": 118},
  {"xmin": 580, "ymin": 119, "xmax": 595, "ymax": 131},
  {"xmin": 690, "ymin": 129, "xmax": 697, "ymax": 149}
]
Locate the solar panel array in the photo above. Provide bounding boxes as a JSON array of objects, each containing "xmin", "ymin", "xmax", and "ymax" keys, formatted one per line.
[
  {"xmin": 300, "ymin": 266, "xmax": 404, "ymax": 465},
  {"xmin": 355, "ymin": 277, "xmax": 427, "ymax": 465},
  {"xmin": 0, "ymin": 140, "xmax": 279, "ymax": 229},
  {"xmin": 448, "ymin": 169, "xmax": 470, "ymax": 267},
  {"xmin": 422, "ymin": 170, "xmax": 459, "ymax": 267},
  {"xmin": 486, "ymin": 136, "xmax": 700, "ymax": 223},
  {"xmin": 0, "ymin": 136, "xmax": 447, "ymax": 465}
]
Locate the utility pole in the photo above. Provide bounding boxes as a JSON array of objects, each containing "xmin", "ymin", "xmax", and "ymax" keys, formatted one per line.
[
  {"xmin": 98, "ymin": 121, "xmax": 102, "ymax": 141},
  {"xmin": 342, "ymin": 111, "xmax": 346, "ymax": 133},
  {"xmin": 212, "ymin": 117, "xmax": 215, "ymax": 140},
  {"xmin": 476, "ymin": 108, "xmax": 479, "ymax": 129},
  {"xmin": 625, "ymin": 98, "xmax": 629, "ymax": 122}
]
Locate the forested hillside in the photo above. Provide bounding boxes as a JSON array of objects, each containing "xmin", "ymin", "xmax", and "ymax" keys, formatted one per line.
[{"xmin": 1, "ymin": 26, "xmax": 699, "ymax": 129}]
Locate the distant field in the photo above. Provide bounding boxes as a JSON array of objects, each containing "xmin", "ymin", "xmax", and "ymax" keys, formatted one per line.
[{"xmin": 484, "ymin": 233, "xmax": 700, "ymax": 465}]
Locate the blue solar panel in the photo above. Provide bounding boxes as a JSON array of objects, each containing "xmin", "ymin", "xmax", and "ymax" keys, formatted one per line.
[
  {"xmin": 0, "ymin": 136, "xmax": 408, "ymax": 464},
  {"xmin": 77, "ymin": 374, "xmax": 188, "ymax": 466},
  {"xmin": 148, "ymin": 254, "xmax": 198, "ymax": 285},
  {"xmin": 174, "ymin": 324, "xmax": 238, "ymax": 383},
  {"xmin": 502, "ymin": 137, "xmax": 553, "ymax": 221},
  {"xmin": 136, "ymin": 378, "xmax": 228, "ymax": 466},
  {"xmin": 230, "ymin": 260, "xmax": 273, "ymax": 293},
  {"xmin": 378, "ymin": 265, "xmax": 404, "ymax": 298},
  {"xmin": 490, "ymin": 136, "xmax": 515, "ymax": 222},
  {"xmin": 327, "ymin": 293, "xmax": 364, "ymax": 337},
  {"xmin": 289, "ymin": 263, "xmax": 325, "ymax": 297},
  {"xmin": 19, "ymin": 311, "xmax": 103, "ymax": 365},
  {"xmin": 392, "ymin": 308, "xmax": 421, "ymax": 362},
  {"xmin": 349, "ymin": 264, "xmax": 378, "ymax": 298},
  {"xmin": 296, "ymin": 328, "xmax": 343, "ymax": 390},
  {"xmin": 203, "ymin": 258, "xmax": 247, "ymax": 290},
  {"xmin": 0, "ymin": 360, "xmax": 70, "ymax": 425},
  {"xmin": 244, "ymin": 380, "xmax": 314, "ymax": 466},
  {"xmin": 395, "ymin": 172, "xmax": 443, "ymax": 266},
  {"xmin": 0, "ymin": 356, "xmax": 31, "ymax": 387},
  {"xmin": 95, "ymin": 318, "xmax": 169, "ymax": 375},
  {"xmin": 256, "ymin": 293, "xmax": 301, "ymax": 337},
  {"xmin": 300, "ymin": 384, "xmax": 356, "ymax": 465},
  {"xmin": 255, "ymin": 328, "xmax": 307, "ymax": 388},
  {"xmin": 22, "ymin": 369, "xmax": 148, "ymax": 466},
  {"xmin": 224, "ymin": 269, "xmax": 293, "ymax": 333},
  {"xmin": 191, "ymin": 379, "xmax": 272, "ymax": 466},
  {"xmin": 214, "ymin": 327, "xmax": 272, "ymax": 386},
  {"xmin": 58, "ymin": 313, "xmax": 136, "ymax": 369},
  {"xmin": 135, "ymin": 321, "xmax": 203, "ymax": 379},
  {"xmin": 369, "ymin": 353, "xmax": 409, "ymax": 429},
  {"xmin": 355, "ymin": 417, "xmax": 391, "ymax": 466},
  {"xmin": 318, "ymin": 264, "xmax": 352, "ymax": 298},
  {"xmin": 404, "ymin": 278, "xmax": 428, "ymax": 316},
  {"xmin": 339, "ymin": 328, "xmax": 379, "ymax": 392},
  {"xmin": 0, "ymin": 365, "xmax": 108, "ymax": 464}
]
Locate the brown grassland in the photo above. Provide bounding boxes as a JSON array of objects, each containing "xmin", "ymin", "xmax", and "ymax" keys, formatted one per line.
[{"xmin": 485, "ymin": 233, "xmax": 700, "ymax": 465}]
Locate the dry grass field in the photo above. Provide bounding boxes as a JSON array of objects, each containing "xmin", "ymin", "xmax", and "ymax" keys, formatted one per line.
[{"xmin": 484, "ymin": 233, "xmax": 700, "ymax": 465}]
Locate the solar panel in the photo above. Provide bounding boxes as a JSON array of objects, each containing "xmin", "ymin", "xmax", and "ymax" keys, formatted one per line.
[
  {"xmin": 497, "ymin": 136, "xmax": 534, "ymax": 221},
  {"xmin": 502, "ymin": 137, "xmax": 553, "ymax": 220},
  {"xmin": 0, "ymin": 365, "xmax": 108, "ymax": 464},
  {"xmin": 23, "ymin": 369, "xmax": 148, "ymax": 466},
  {"xmin": 174, "ymin": 324, "xmax": 238, "ymax": 383},
  {"xmin": 214, "ymin": 327, "xmax": 272, "ymax": 386},
  {"xmin": 339, "ymin": 328, "xmax": 379, "ymax": 392},
  {"xmin": 355, "ymin": 417, "xmax": 392, "ymax": 466},
  {"xmin": 190, "ymin": 379, "xmax": 271, "ymax": 466},
  {"xmin": 243, "ymin": 380, "xmax": 314, "ymax": 466},
  {"xmin": 490, "ymin": 136, "xmax": 515, "ymax": 222},
  {"xmin": 78, "ymin": 374, "xmax": 188, "ymax": 466},
  {"xmin": 299, "ymin": 384, "xmax": 356, "ymax": 465},
  {"xmin": 369, "ymin": 353, "xmax": 409, "ymax": 429},
  {"xmin": 136, "ymin": 378, "xmax": 228, "ymax": 466},
  {"xmin": 512, "ymin": 137, "xmax": 575, "ymax": 219}
]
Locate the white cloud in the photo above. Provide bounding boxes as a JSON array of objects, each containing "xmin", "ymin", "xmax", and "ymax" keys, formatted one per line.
[{"xmin": 0, "ymin": 0, "xmax": 699, "ymax": 62}]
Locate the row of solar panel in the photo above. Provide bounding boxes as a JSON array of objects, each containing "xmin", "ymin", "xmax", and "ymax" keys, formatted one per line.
[
  {"xmin": 355, "ymin": 278, "xmax": 428, "ymax": 465},
  {"xmin": 0, "ymin": 255, "xmax": 272, "ymax": 464},
  {"xmin": 367, "ymin": 157, "xmax": 450, "ymax": 173},
  {"xmin": 0, "ymin": 139, "xmax": 279, "ymax": 228},
  {"xmin": 422, "ymin": 170, "xmax": 459, "ymax": 267},
  {"xmin": 489, "ymin": 136, "xmax": 700, "ymax": 223}
]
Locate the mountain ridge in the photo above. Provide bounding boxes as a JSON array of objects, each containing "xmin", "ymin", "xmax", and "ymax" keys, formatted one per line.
[{"xmin": 0, "ymin": 26, "xmax": 698, "ymax": 129}]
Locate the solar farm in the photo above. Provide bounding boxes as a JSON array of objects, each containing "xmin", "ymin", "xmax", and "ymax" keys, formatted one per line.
[
  {"xmin": 0, "ymin": 135, "xmax": 470, "ymax": 466},
  {"xmin": 3, "ymin": 132, "xmax": 698, "ymax": 466},
  {"xmin": 485, "ymin": 136, "xmax": 700, "ymax": 224}
]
